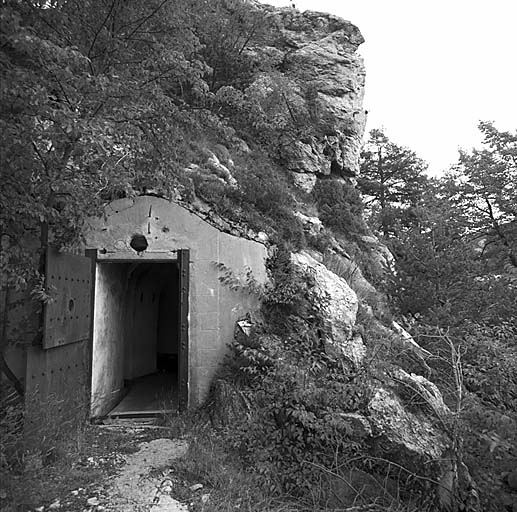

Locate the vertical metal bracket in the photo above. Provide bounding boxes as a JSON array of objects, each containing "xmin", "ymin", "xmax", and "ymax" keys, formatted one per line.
[{"xmin": 177, "ymin": 249, "xmax": 190, "ymax": 411}]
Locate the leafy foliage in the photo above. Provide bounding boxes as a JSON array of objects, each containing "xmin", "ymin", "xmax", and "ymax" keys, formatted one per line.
[
  {"xmin": 0, "ymin": 0, "xmax": 306, "ymax": 384},
  {"xmin": 218, "ymin": 247, "xmax": 372, "ymax": 495},
  {"xmin": 193, "ymin": 0, "xmax": 272, "ymax": 91},
  {"xmin": 359, "ymin": 129, "xmax": 429, "ymax": 237},
  {"xmin": 384, "ymin": 134, "xmax": 517, "ymax": 325},
  {"xmin": 409, "ymin": 323, "xmax": 517, "ymax": 512},
  {"xmin": 451, "ymin": 121, "xmax": 517, "ymax": 268},
  {"xmin": 1, "ymin": 0, "xmax": 211, "ymax": 281},
  {"xmin": 313, "ymin": 179, "xmax": 368, "ymax": 238},
  {"xmin": 0, "ymin": 0, "xmax": 283, "ymax": 284},
  {"xmin": 368, "ymin": 122, "xmax": 517, "ymax": 511}
]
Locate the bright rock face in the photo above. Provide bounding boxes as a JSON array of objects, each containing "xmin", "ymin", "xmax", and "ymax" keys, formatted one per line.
[
  {"xmin": 291, "ymin": 251, "xmax": 359, "ymax": 343},
  {"xmin": 251, "ymin": 6, "xmax": 366, "ymax": 188},
  {"xmin": 369, "ymin": 388, "xmax": 448, "ymax": 461},
  {"xmin": 391, "ymin": 368, "xmax": 450, "ymax": 420}
]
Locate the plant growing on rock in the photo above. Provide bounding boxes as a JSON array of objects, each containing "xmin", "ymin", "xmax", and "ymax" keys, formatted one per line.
[
  {"xmin": 215, "ymin": 247, "xmax": 380, "ymax": 501},
  {"xmin": 313, "ymin": 179, "xmax": 368, "ymax": 239}
]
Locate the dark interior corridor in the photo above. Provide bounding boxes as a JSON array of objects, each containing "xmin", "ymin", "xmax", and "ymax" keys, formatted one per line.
[{"xmin": 103, "ymin": 262, "xmax": 180, "ymax": 418}]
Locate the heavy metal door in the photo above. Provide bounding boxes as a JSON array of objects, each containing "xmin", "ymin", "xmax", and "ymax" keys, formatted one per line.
[
  {"xmin": 177, "ymin": 249, "xmax": 190, "ymax": 411},
  {"xmin": 25, "ymin": 248, "xmax": 94, "ymax": 441}
]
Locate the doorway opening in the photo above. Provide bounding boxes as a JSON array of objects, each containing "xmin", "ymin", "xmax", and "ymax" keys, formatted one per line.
[{"xmin": 91, "ymin": 257, "xmax": 188, "ymax": 419}]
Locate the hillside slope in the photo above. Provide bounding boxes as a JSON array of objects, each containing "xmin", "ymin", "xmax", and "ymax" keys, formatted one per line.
[{"xmin": 4, "ymin": 1, "xmax": 514, "ymax": 511}]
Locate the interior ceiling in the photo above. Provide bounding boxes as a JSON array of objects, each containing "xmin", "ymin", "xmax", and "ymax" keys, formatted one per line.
[{"xmin": 128, "ymin": 262, "xmax": 178, "ymax": 286}]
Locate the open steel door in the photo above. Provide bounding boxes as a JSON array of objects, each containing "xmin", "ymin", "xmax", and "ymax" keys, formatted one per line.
[
  {"xmin": 177, "ymin": 249, "xmax": 190, "ymax": 411},
  {"xmin": 25, "ymin": 248, "xmax": 95, "ymax": 441}
]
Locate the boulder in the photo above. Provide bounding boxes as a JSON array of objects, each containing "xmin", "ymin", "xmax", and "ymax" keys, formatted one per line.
[
  {"xmin": 283, "ymin": 140, "xmax": 327, "ymax": 175},
  {"xmin": 294, "ymin": 211, "xmax": 323, "ymax": 235},
  {"xmin": 206, "ymin": 153, "xmax": 237, "ymax": 187},
  {"xmin": 339, "ymin": 412, "xmax": 372, "ymax": 439},
  {"xmin": 391, "ymin": 368, "xmax": 450, "ymax": 420},
  {"xmin": 368, "ymin": 387, "xmax": 448, "ymax": 461},
  {"xmin": 291, "ymin": 171, "xmax": 317, "ymax": 192},
  {"xmin": 340, "ymin": 333, "xmax": 366, "ymax": 366},
  {"xmin": 360, "ymin": 234, "xmax": 395, "ymax": 272},
  {"xmin": 291, "ymin": 251, "xmax": 359, "ymax": 345},
  {"xmin": 184, "ymin": 151, "xmax": 237, "ymax": 189}
]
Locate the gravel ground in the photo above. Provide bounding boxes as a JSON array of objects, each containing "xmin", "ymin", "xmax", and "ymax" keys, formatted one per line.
[{"xmin": 1, "ymin": 422, "xmax": 208, "ymax": 512}]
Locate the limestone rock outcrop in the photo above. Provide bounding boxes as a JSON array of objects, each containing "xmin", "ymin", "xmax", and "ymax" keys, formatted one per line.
[
  {"xmin": 368, "ymin": 387, "xmax": 448, "ymax": 461},
  {"xmin": 250, "ymin": 5, "xmax": 367, "ymax": 189},
  {"xmin": 194, "ymin": 3, "xmax": 457, "ymax": 503},
  {"xmin": 288, "ymin": 247, "xmax": 452, "ymax": 476},
  {"xmin": 291, "ymin": 251, "xmax": 362, "ymax": 358},
  {"xmin": 294, "ymin": 211, "xmax": 323, "ymax": 236},
  {"xmin": 184, "ymin": 150, "xmax": 237, "ymax": 188},
  {"xmin": 391, "ymin": 368, "xmax": 450, "ymax": 420}
]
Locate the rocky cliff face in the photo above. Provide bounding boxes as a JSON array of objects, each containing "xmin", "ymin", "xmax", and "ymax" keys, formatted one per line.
[
  {"xmin": 203, "ymin": 5, "xmax": 474, "ymax": 508},
  {"xmin": 177, "ymin": 4, "xmax": 369, "ymax": 239},
  {"xmin": 253, "ymin": 5, "xmax": 367, "ymax": 191}
]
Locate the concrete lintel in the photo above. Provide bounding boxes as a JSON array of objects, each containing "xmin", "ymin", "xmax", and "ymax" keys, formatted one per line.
[{"xmin": 96, "ymin": 251, "xmax": 179, "ymax": 262}]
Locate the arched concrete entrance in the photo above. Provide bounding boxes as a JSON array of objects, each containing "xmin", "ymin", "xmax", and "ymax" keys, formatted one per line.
[{"xmin": 85, "ymin": 196, "xmax": 267, "ymax": 418}]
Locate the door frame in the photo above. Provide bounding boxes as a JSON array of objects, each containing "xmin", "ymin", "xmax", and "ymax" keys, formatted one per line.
[
  {"xmin": 85, "ymin": 248, "xmax": 98, "ymax": 417},
  {"xmin": 89, "ymin": 249, "xmax": 190, "ymax": 416}
]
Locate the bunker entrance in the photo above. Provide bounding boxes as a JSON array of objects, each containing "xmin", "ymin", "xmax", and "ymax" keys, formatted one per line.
[{"xmin": 91, "ymin": 257, "xmax": 189, "ymax": 418}]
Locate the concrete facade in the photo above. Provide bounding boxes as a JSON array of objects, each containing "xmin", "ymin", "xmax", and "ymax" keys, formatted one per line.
[{"xmin": 85, "ymin": 196, "xmax": 267, "ymax": 411}]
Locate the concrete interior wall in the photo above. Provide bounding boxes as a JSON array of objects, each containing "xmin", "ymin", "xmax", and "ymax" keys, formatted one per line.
[
  {"xmin": 157, "ymin": 272, "xmax": 179, "ymax": 355},
  {"xmin": 124, "ymin": 268, "xmax": 158, "ymax": 379},
  {"xmin": 91, "ymin": 263, "xmax": 129, "ymax": 417},
  {"xmin": 124, "ymin": 263, "xmax": 178, "ymax": 379},
  {"xmin": 85, "ymin": 196, "xmax": 267, "ymax": 407}
]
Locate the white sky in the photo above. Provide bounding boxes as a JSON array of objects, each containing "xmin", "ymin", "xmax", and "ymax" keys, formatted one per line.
[{"xmin": 260, "ymin": 0, "xmax": 517, "ymax": 175}]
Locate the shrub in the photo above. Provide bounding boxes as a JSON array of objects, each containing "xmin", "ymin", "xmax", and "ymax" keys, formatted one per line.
[
  {"xmin": 0, "ymin": 382, "xmax": 24, "ymax": 472},
  {"xmin": 313, "ymin": 179, "xmax": 368, "ymax": 238},
  {"xmin": 218, "ymin": 248, "xmax": 373, "ymax": 496},
  {"xmin": 409, "ymin": 322, "xmax": 517, "ymax": 511}
]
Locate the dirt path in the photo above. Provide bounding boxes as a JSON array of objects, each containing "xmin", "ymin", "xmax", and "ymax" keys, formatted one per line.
[
  {"xmin": 105, "ymin": 437, "xmax": 189, "ymax": 512},
  {"xmin": 2, "ymin": 422, "xmax": 204, "ymax": 512}
]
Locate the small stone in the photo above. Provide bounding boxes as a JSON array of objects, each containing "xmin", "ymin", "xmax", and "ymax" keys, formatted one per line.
[
  {"xmin": 189, "ymin": 483, "xmax": 203, "ymax": 492},
  {"xmin": 49, "ymin": 500, "xmax": 61, "ymax": 509},
  {"xmin": 257, "ymin": 232, "xmax": 268, "ymax": 243},
  {"xmin": 71, "ymin": 490, "xmax": 79, "ymax": 496},
  {"xmin": 35, "ymin": 507, "xmax": 44, "ymax": 512},
  {"xmin": 96, "ymin": 506, "xmax": 106, "ymax": 511},
  {"xmin": 201, "ymin": 493, "xmax": 210, "ymax": 504},
  {"xmin": 86, "ymin": 497, "xmax": 100, "ymax": 506}
]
